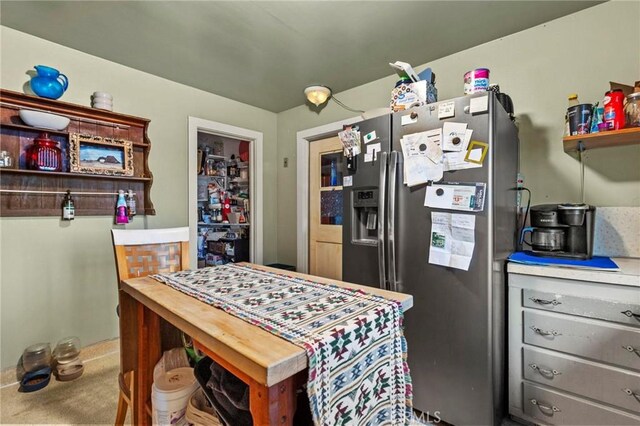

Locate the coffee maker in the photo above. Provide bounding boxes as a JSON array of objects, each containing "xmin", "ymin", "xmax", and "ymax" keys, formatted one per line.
[{"xmin": 521, "ymin": 203, "xmax": 596, "ymax": 259}]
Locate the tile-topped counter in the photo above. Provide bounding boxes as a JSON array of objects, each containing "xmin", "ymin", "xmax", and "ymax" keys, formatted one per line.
[{"xmin": 507, "ymin": 257, "xmax": 640, "ymax": 287}]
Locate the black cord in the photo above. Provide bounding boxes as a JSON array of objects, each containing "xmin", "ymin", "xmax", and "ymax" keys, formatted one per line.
[
  {"xmin": 331, "ymin": 94, "xmax": 365, "ymax": 113},
  {"xmin": 517, "ymin": 187, "xmax": 531, "ymax": 250}
]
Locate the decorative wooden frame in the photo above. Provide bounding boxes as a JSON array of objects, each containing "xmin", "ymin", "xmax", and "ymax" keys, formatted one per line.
[{"xmin": 70, "ymin": 133, "xmax": 134, "ymax": 176}]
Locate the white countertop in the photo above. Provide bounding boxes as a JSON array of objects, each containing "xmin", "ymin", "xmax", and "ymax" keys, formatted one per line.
[{"xmin": 507, "ymin": 257, "xmax": 640, "ymax": 287}]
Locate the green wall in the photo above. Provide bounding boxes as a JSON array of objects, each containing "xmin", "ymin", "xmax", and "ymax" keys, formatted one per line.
[
  {"xmin": 0, "ymin": 26, "xmax": 279, "ymax": 368},
  {"xmin": 275, "ymin": 1, "xmax": 640, "ymax": 266},
  {"xmin": 1, "ymin": 1, "xmax": 639, "ymax": 369}
]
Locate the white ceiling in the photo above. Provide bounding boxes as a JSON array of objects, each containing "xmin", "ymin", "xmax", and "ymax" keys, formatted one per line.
[{"xmin": 1, "ymin": 1, "xmax": 602, "ymax": 112}]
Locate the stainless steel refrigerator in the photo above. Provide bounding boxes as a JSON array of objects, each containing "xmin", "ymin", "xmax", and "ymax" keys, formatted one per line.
[{"xmin": 342, "ymin": 92, "xmax": 519, "ymax": 425}]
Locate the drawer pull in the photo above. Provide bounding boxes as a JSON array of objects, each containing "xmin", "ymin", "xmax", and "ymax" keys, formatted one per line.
[
  {"xmin": 530, "ymin": 297, "xmax": 561, "ymax": 306},
  {"xmin": 623, "ymin": 345, "xmax": 640, "ymax": 357},
  {"xmin": 530, "ymin": 399, "xmax": 561, "ymax": 415},
  {"xmin": 529, "ymin": 363, "xmax": 561, "ymax": 378},
  {"xmin": 530, "ymin": 326, "xmax": 562, "ymax": 337},
  {"xmin": 621, "ymin": 310, "xmax": 640, "ymax": 321},
  {"xmin": 623, "ymin": 388, "xmax": 640, "ymax": 402}
]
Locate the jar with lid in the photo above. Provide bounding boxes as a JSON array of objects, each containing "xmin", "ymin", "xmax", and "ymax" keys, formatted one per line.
[
  {"xmin": 26, "ymin": 132, "xmax": 62, "ymax": 171},
  {"xmin": 624, "ymin": 92, "xmax": 640, "ymax": 128}
]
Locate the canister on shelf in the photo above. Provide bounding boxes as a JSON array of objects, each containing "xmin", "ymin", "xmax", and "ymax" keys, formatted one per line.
[
  {"xmin": 603, "ymin": 89, "xmax": 625, "ymax": 130},
  {"xmin": 26, "ymin": 132, "xmax": 62, "ymax": 171},
  {"xmin": 624, "ymin": 92, "xmax": 640, "ymax": 127}
]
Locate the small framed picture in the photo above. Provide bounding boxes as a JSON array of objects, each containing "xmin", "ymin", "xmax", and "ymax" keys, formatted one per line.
[{"xmin": 69, "ymin": 133, "xmax": 134, "ymax": 176}]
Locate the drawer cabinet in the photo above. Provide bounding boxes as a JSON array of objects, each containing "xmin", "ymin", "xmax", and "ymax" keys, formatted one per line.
[
  {"xmin": 524, "ymin": 310, "xmax": 640, "ymax": 371},
  {"xmin": 524, "ymin": 289, "xmax": 640, "ymax": 327},
  {"xmin": 509, "ymin": 269, "xmax": 640, "ymax": 425},
  {"xmin": 523, "ymin": 382, "xmax": 640, "ymax": 426},
  {"xmin": 523, "ymin": 346, "xmax": 640, "ymax": 413}
]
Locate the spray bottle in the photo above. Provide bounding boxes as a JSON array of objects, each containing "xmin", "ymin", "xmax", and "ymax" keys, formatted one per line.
[
  {"xmin": 126, "ymin": 190, "xmax": 137, "ymax": 221},
  {"xmin": 115, "ymin": 190, "xmax": 129, "ymax": 224}
]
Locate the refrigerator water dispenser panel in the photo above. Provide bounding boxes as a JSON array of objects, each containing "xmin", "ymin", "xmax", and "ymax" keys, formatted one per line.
[{"xmin": 351, "ymin": 188, "xmax": 379, "ymax": 245}]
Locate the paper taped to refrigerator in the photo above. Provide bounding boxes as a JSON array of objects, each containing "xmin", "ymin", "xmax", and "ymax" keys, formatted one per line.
[
  {"xmin": 364, "ymin": 143, "xmax": 382, "ymax": 162},
  {"xmin": 400, "ymin": 133, "xmax": 443, "ymax": 186},
  {"xmin": 338, "ymin": 128, "xmax": 361, "ymax": 156},
  {"xmin": 424, "ymin": 182, "xmax": 486, "ymax": 212},
  {"xmin": 429, "ymin": 212, "xmax": 476, "ymax": 271},
  {"xmin": 443, "ymin": 148, "xmax": 482, "ymax": 171},
  {"xmin": 442, "ymin": 122, "xmax": 468, "ymax": 151}
]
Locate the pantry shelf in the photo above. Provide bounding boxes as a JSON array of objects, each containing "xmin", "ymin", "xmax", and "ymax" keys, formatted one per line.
[{"xmin": 563, "ymin": 127, "xmax": 640, "ymax": 152}]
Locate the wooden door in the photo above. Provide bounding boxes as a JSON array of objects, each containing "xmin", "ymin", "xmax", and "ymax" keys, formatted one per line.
[{"xmin": 309, "ymin": 136, "xmax": 343, "ymax": 280}]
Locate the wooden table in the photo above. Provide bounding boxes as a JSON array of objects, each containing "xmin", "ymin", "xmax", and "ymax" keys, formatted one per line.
[{"xmin": 120, "ymin": 263, "xmax": 413, "ymax": 426}]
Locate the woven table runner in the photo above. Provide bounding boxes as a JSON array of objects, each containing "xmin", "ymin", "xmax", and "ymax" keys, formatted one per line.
[{"xmin": 152, "ymin": 264, "xmax": 413, "ymax": 425}]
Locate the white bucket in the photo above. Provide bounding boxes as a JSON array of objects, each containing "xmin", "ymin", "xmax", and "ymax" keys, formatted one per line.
[{"xmin": 151, "ymin": 367, "xmax": 199, "ymax": 426}]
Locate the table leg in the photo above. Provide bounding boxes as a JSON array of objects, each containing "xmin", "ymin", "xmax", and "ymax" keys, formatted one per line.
[
  {"xmin": 134, "ymin": 303, "xmax": 161, "ymax": 426},
  {"xmin": 249, "ymin": 375, "xmax": 299, "ymax": 426},
  {"xmin": 194, "ymin": 340, "xmax": 304, "ymax": 426}
]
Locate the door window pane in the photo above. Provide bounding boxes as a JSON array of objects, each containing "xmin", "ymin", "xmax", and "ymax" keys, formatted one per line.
[
  {"xmin": 320, "ymin": 152, "xmax": 343, "ymax": 188},
  {"xmin": 320, "ymin": 190, "xmax": 343, "ymax": 225}
]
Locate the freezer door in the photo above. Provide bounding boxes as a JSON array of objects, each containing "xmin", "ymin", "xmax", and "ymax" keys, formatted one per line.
[
  {"xmin": 391, "ymin": 93, "xmax": 518, "ymax": 425},
  {"xmin": 342, "ymin": 115, "xmax": 392, "ymax": 289}
]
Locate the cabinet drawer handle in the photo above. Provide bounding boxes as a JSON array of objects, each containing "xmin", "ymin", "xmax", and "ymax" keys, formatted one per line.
[
  {"xmin": 621, "ymin": 310, "xmax": 640, "ymax": 321},
  {"xmin": 530, "ymin": 297, "xmax": 561, "ymax": 306},
  {"xmin": 623, "ymin": 388, "xmax": 640, "ymax": 403},
  {"xmin": 529, "ymin": 364, "xmax": 561, "ymax": 377},
  {"xmin": 530, "ymin": 326, "xmax": 561, "ymax": 336},
  {"xmin": 530, "ymin": 399, "xmax": 561, "ymax": 415},
  {"xmin": 623, "ymin": 345, "xmax": 640, "ymax": 357}
]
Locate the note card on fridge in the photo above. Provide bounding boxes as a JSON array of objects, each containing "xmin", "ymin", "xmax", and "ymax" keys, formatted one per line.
[{"xmin": 424, "ymin": 182, "xmax": 487, "ymax": 212}]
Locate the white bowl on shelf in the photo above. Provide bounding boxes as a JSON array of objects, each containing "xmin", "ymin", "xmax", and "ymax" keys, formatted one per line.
[
  {"xmin": 92, "ymin": 92, "xmax": 113, "ymax": 100},
  {"xmin": 92, "ymin": 101, "xmax": 113, "ymax": 111},
  {"xmin": 19, "ymin": 109, "xmax": 70, "ymax": 131}
]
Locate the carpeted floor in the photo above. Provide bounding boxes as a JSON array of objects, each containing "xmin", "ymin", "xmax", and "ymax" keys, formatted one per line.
[{"xmin": 0, "ymin": 350, "xmax": 126, "ymax": 425}]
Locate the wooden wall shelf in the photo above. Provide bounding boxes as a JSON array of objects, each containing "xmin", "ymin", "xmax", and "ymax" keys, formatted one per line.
[
  {"xmin": 0, "ymin": 168, "xmax": 152, "ymax": 182},
  {"xmin": 563, "ymin": 127, "xmax": 640, "ymax": 152},
  {"xmin": 0, "ymin": 89, "xmax": 155, "ymax": 217}
]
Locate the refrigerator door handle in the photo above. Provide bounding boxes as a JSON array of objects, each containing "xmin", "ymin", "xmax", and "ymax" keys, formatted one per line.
[
  {"xmin": 377, "ymin": 151, "xmax": 388, "ymax": 290},
  {"xmin": 388, "ymin": 151, "xmax": 398, "ymax": 292}
]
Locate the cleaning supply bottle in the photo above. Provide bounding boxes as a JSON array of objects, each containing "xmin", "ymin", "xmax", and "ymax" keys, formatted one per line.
[
  {"xmin": 115, "ymin": 190, "xmax": 129, "ymax": 224},
  {"xmin": 126, "ymin": 190, "xmax": 137, "ymax": 221},
  {"xmin": 564, "ymin": 94, "xmax": 579, "ymax": 136}
]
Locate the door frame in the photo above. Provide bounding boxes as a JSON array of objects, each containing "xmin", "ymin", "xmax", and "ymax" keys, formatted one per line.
[
  {"xmin": 188, "ymin": 117, "xmax": 264, "ymax": 269},
  {"xmin": 296, "ymin": 117, "xmax": 358, "ymax": 273}
]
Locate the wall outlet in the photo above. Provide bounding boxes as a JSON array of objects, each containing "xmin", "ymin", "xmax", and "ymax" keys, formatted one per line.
[{"xmin": 283, "ymin": 157, "xmax": 288, "ymax": 168}]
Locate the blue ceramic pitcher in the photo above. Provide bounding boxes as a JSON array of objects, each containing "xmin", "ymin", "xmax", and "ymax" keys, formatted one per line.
[{"xmin": 30, "ymin": 65, "xmax": 69, "ymax": 99}]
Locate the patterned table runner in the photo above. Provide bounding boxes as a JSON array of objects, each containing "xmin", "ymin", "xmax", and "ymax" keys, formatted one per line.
[{"xmin": 152, "ymin": 264, "xmax": 413, "ymax": 425}]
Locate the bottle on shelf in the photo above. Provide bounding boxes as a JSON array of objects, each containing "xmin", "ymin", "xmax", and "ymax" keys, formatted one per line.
[
  {"xmin": 62, "ymin": 190, "xmax": 75, "ymax": 221},
  {"xmin": 126, "ymin": 190, "xmax": 137, "ymax": 221},
  {"xmin": 228, "ymin": 154, "xmax": 237, "ymax": 178},
  {"xmin": 603, "ymin": 89, "xmax": 625, "ymax": 130},
  {"xmin": 115, "ymin": 190, "xmax": 129, "ymax": 224},
  {"xmin": 564, "ymin": 94, "xmax": 579, "ymax": 137}
]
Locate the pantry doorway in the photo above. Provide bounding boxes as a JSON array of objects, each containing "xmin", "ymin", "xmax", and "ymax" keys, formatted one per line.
[{"xmin": 188, "ymin": 117, "xmax": 263, "ymax": 269}]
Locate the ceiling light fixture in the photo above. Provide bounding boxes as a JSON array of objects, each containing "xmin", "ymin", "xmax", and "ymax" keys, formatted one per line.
[
  {"xmin": 304, "ymin": 85, "xmax": 331, "ymax": 106},
  {"xmin": 304, "ymin": 85, "xmax": 364, "ymax": 113}
]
